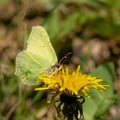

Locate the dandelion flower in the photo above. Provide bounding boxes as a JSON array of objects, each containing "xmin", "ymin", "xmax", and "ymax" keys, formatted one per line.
[
  {"xmin": 35, "ymin": 65, "xmax": 108, "ymax": 97},
  {"xmin": 35, "ymin": 65, "xmax": 108, "ymax": 120}
]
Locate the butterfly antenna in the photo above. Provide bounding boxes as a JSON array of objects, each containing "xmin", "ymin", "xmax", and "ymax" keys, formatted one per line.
[{"xmin": 59, "ymin": 52, "xmax": 72, "ymax": 64}]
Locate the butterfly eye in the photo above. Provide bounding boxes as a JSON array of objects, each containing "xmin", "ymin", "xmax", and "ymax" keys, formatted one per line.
[{"xmin": 56, "ymin": 64, "xmax": 61, "ymax": 68}]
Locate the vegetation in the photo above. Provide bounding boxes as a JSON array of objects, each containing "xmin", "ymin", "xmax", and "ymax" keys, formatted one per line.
[{"xmin": 0, "ymin": 0, "xmax": 120, "ymax": 120}]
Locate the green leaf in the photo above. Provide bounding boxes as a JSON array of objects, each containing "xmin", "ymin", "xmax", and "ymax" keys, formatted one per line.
[
  {"xmin": 83, "ymin": 62, "xmax": 117, "ymax": 120},
  {"xmin": 88, "ymin": 18, "xmax": 115, "ymax": 37},
  {"xmin": 59, "ymin": 10, "xmax": 81, "ymax": 38},
  {"xmin": 44, "ymin": 10, "xmax": 60, "ymax": 40}
]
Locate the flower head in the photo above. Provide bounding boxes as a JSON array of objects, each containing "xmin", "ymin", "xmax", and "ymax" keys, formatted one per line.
[{"xmin": 35, "ymin": 65, "xmax": 108, "ymax": 97}]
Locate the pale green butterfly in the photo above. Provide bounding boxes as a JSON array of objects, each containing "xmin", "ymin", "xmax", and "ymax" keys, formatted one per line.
[{"xmin": 15, "ymin": 26, "xmax": 58, "ymax": 84}]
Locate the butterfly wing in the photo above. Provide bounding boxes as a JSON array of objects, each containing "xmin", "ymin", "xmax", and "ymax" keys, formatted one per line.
[{"xmin": 15, "ymin": 26, "xmax": 58, "ymax": 84}]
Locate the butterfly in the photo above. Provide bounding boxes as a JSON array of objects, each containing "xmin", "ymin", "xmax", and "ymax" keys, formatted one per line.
[{"xmin": 15, "ymin": 26, "xmax": 58, "ymax": 85}]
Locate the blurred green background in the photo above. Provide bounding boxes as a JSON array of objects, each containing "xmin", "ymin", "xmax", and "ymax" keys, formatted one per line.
[{"xmin": 0, "ymin": 0, "xmax": 120, "ymax": 120}]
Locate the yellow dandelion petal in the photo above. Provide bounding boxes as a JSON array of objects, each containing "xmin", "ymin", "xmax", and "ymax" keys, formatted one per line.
[{"xmin": 35, "ymin": 87, "xmax": 49, "ymax": 91}]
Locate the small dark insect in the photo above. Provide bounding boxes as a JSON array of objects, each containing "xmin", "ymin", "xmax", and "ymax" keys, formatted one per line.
[{"xmin": 55, "ymin": 93, "xmax": 85, "ymax": 120}]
